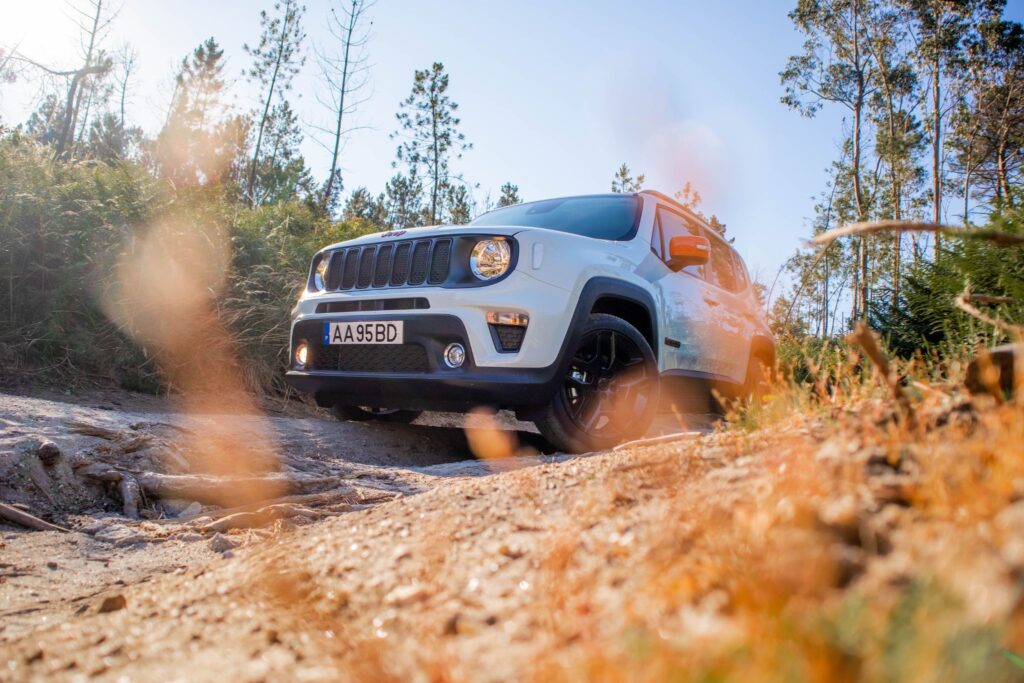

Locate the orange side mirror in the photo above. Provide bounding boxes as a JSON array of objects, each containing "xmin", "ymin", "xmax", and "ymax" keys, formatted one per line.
[{"xmin": 668, "ymin": 235, "xmax": 711, "ymax": 270}]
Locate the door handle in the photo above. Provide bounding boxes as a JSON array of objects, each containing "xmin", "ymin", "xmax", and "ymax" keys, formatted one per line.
[{"xmin": 703, "ymin": 296, "xmax": 721, "ymax": 307}]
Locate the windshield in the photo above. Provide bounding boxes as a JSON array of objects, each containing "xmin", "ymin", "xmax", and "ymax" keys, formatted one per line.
[{"xmin": 470, "ymin": 195, "xmax": 641, "ymax": 240}]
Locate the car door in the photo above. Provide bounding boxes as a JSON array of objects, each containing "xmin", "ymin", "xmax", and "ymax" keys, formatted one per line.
[
  {"xmin": 647, "ymin": 206, "xmax": 717, "ymax": 376},
  {"xmin": 702, "ymin": 233, "xmax": 749, "ymax": 382}
]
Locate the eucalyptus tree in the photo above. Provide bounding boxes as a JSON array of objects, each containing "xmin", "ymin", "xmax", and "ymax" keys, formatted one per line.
[
  {"xmin": 781, "ymin": 0, "xmax": 877, "ymax": 318},
  {"xmin": 393, "ymin": 62, "xmax": 472, "ymax": 225},
  {"xmin": 244, "ymin": 0, "xmax": 306, "ymax": 206},
  {"xmin": 864, "ymin": 0, "xmax": 925, "ymax": 302},
  {"xmin": 958, "ymin": 17, "xmax": 1024, "ymax": 206}
]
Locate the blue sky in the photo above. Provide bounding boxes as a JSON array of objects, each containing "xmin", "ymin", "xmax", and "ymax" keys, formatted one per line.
[{"xmin": 3, "ymin": 0, "xmax": 1022, "ymax": 285}]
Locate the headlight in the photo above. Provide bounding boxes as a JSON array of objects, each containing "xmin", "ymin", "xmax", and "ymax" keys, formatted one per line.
[
  {"xmin": 311, "ymin": 255, "xmax": 329, "ymax": 291},
  {"xmin": 470, "ymin": 239, "xmax": 511, "ymax": 280}
]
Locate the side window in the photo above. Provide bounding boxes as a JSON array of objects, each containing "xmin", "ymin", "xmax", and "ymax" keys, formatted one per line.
[
  {"xmin": 650, "ymin": 214, "xmax": 664, "ymax": 260},
  {"xmin": 656, "ymin": 208, "xmax": 705, "ymax": 278},
  {"xmin": 707, "ymin": 237, "xmax": 739, "ymax": 292}
]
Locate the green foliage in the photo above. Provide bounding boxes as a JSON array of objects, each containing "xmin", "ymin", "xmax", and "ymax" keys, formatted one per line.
[
  {"xmin": 0, "ymin": 132, "xmax": 368, "ymax": 394},
  {"xmin": 610, "ymin": 163, "xmax": 644, "ymax": 193},
  {"xmin": 497, "ymin": 182, "xmax": 521, "ymax": 208}
]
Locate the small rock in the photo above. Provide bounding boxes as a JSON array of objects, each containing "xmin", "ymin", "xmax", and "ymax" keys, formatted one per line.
[
  {"xmin": 34, "ymin": 439, "xmax": 62, "ymax": 467},
  {"xmin": 98, "ymin": 594, "xmax": 126, "ymax": 613},
  {"xmin": 210, "ymin": 533, "xmax": 238, "ymax": 553},
  {"xmin": 46, "ymin": 561, "xmax": 58, "ymax": 570},
  {"xmin": 94, "ymin": 524, "xmax": 145, "ymax": 547},
  {"xmin": 384, "ymin": 583, "xmax": 434, "ymax": 607},
  {"xmin": 178, "ymin": 533, "xmax": 203, "ymax": 543}
]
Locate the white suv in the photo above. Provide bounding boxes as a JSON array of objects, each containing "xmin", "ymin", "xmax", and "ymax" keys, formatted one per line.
[{"xmin": 286, "ymin": 191, "xmax": 774, "ymax": 453}]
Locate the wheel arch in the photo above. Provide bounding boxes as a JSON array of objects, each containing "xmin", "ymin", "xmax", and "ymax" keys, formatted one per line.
[
  {"xmin": 750, "ymin": 335, "xmax": 776, "ymax": 368},
  {"xmin": 573, "ymin": 278, "xmax": 659, "ymax": 351}
]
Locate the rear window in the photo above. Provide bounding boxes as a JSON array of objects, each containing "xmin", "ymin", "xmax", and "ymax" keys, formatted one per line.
[
  {"xmin": 707, "ymin": 239, "xmax": 742, "ymax": 292},
  {"xmin": 471, "ymin": 195, "xmax": 641, "ymax": 241}
]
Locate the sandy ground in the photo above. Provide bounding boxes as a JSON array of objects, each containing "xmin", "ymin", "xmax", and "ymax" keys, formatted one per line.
[{"xmin": 0, "ymin": 389, "xmax": 714, "ymax": 655}]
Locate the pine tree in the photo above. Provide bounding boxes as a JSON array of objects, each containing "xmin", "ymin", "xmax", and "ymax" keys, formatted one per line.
[
  {"xmin": 244, "ymin": 0, "xmax": 306, "ymax": 206},
  {"xmin": 497, "ymin": 182, "xmax": 521, "ymax": 207},
  {"xmin": 250, "ymin": 100, "xmax": 313, "ymax": 204},
  {"xmin": 445, "ymin": 183, "xmax": 473, "ymax": 224},
  {"xmin": 318, "ymin": 0, "xmax": 374, "ymax": 214},
  {"xmin": 393, "ymin": 62, "xmax": 471, "ymax": 225},
  {"xmin": 156, "ymin": 38, "xmax": 244, "ymax": 188},
  {"xmin": 611, "ymin": 163, "xmax": 644, "ymax": 192},
  {"xmin": 383, "ymin": 172, "xmax": 424, "ymax": 229}
]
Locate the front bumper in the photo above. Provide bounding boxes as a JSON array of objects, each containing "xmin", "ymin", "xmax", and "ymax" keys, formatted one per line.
[{"xmin": 285, "ymin": 313, "xmax": 563, "ymax": 411}]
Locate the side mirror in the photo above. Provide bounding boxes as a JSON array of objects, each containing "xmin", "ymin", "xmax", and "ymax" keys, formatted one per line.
[{"xmin": 668, "ymin": 235, "xmax": 711, "ymax": 271}]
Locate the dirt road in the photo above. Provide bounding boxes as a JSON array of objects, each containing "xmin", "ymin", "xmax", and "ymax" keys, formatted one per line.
[{"xmin": 0, "ymin": 390, "xmax": 708, "ymax": 652}]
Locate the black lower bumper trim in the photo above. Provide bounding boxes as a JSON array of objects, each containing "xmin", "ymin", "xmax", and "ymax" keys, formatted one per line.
[{"xmin": 286, "ymin": 313, "xmax": 561, "ymax": 411}]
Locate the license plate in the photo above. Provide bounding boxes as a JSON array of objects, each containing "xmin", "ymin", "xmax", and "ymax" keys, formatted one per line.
[{"xmin": 323, "ymin": 321, "xmax": 404, "ymax": 345}]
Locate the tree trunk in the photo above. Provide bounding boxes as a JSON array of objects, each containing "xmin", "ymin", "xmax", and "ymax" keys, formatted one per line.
[
  {"xmin": 246, "ymin": 10, "xmax": 291, "ymax": 207},
  {"xmin": 851, "ymin": 0, "xmax": 868, "ymax": 319},
  {"xmin": 931, "ymin": 52, "xmax": 942, "ymax": 260},
  {"xmin": 323, "ymin": 1, "xmax": 358, "ymax": 214}
]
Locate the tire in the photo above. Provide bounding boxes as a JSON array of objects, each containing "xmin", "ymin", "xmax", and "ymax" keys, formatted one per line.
[
  {"xmin": 534, "ymin": 313, "xmax": 660, "ymax": 453},
  {"xmin": 331, "ymin": 404, "xmax": 422, "ymax": 424}
]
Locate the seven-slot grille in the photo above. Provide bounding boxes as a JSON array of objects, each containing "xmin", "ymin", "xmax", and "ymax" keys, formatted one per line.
[{"xmin": 324, "ymin": 238, "xmax": 452, "ymax": 291}]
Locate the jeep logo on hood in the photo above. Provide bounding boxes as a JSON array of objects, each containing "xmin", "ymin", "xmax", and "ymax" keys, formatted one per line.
[{"xmin": 381, "ymin": 230, "xmax": 407, "ymax": 238}]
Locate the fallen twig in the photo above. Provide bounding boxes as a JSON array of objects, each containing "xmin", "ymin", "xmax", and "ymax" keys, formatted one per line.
[
  {"xmin": 151, "ymin": 487, "xmax": 357, "ymax": 524},
  {"xmin": 811, "ymin": 220, "xmax": 1024, "ymax": 248},
  {"xmin": 0, "ymin": 503, "xmax": 70, "ymax": 533},
  {"xmin": 954, "ymin": 290, "xmax": 1024, "ymax": 339},
  {"xmin": 202, "ymin": 503, "xmax": 331, "ymax": 533},
  {"xmin": 68, "ymin": 421, "xmax": 122, "ymax": 440},
  {"xmin": 613, "ymin": 431, "xmax": 703, "ymax": 452}
]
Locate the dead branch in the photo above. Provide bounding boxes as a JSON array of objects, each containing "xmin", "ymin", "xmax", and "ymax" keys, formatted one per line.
[
  {"xmin": 75, "ymin": 459, "xmax": 338, "ymax": 508},
  {"xmin": 846, "ymin": 322, "xmax": 916, "ymax": 425},
  {"xmin": 0, "ymin": 503, "xmax": 70, "ymax": 533},
  {"xmin": 811, "ymin": 220, "xmax": 1024, "ymax": 248}
]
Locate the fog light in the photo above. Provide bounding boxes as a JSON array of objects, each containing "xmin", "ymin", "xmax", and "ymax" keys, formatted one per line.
[
  {"xmin": 295, "ymin": 342, "xmax": 309, "ymax": 368},
  {"xmin": 486, "ymin": 311, "xmax": 529, "ymax": 327},
  {"xmin": 444, "ymin": 343, "xmax": 466, "ymax": 368}
]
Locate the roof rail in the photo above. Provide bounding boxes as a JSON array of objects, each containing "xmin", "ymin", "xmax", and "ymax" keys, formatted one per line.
[{"xmin": 638, "ymin": 190, "xmax": 705, "ymax": 223}]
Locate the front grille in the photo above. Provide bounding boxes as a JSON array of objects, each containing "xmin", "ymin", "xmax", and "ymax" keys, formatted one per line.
[
  {"xmin": 323, "ymin": 237, "xmax": 454, "ymax": 291},
  {"xmin": 491, "ymin": 324, "xmax": 526, "ymax": 352},
  {"xmin": 309, "ymin": 344, "xmax": 429, "ymax": 373}
]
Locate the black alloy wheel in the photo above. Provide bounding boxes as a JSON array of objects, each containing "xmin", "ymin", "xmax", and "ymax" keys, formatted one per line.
[{"xmin": 535, "ymin": 314, "xmax": 659, "ymax": 453}]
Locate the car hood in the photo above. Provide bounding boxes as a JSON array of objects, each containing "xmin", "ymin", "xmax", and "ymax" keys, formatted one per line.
[{"xmin": 321, "ymin": 224, "xmax": 526, "ymax": 251}]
